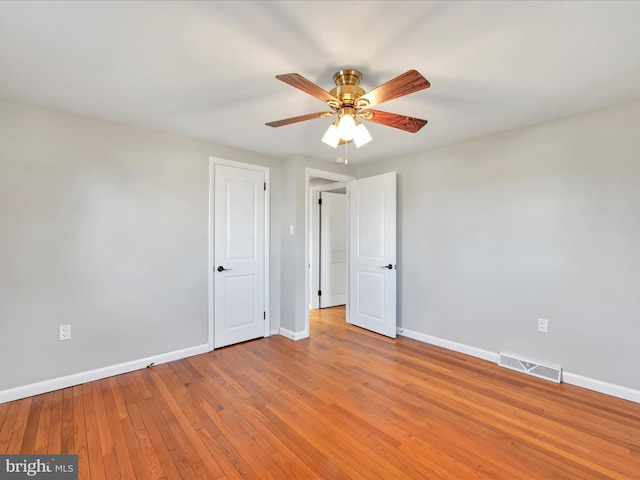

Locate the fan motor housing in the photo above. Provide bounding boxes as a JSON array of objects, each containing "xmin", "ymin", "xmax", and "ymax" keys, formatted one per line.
[
  {"xmin": 330, "ymin": 69, "xmax": 366, "ymax": 107},
  {"xmin": 329, "ymin": 85, "xmax": 365, "ymax": 106}
]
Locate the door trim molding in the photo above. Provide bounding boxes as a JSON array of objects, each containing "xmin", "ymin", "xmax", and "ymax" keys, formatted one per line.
[
  {"xmin": 208, "ymin": 157, "xmax": 270, "ymax": 351},
  {"xmin": 304, "ymin": 168, "xmax": 355, "ymax": 338}
]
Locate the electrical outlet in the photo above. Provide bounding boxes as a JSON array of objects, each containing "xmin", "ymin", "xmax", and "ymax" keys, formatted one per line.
[
  {"xmin": 59, "ymin": 324, "xmax": 71, "ymax": 340},
  {"xmin": 538, "ymin": 318, "xmax": 549, "ymax": 333}
]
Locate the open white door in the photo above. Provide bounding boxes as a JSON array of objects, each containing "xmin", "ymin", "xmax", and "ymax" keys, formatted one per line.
[
  {"xmin": 319, "ymin": 192, "xmax": 347, "ymax": 308},
  {"xmin": 214, "ymin": 164, "xmax": 266, "ymax": 348},
  {"xmin": 348, "ymin": 172, "xmax": 396, "ymax": 338}
]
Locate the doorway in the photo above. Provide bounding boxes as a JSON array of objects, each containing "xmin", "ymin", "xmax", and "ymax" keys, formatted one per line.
[
  {"xmin": 310, "ymin": 184, "xmax": 347, "ymax": 310},
  {"xmin": 305, "ymin": 169, "xmax": 355, "ymax": 334}
]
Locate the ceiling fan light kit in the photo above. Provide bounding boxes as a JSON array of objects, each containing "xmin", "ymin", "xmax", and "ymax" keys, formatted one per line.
[
  {"xmin": 321, "ymin": 123, "xmax": 341, "ymax": 148},
  {"xmin": 336, "ymin": 107, "xmax": 357, "ymax": 140},
  {"xmin": 266, "ymin": 68, "xmax": 430, "ymax": 150},
  {"xmin": 321, "ymin": 106, "xmax": 373, "ymax": 148},
  {"xmin": 353, "ymin": 123, "xmax": 372, "ymax": 148}
]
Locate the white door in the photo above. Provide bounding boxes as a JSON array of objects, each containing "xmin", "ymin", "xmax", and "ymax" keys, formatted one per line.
[
  {"xmin": 214, "ymin": 164, "xmax": 265, "ymax": 348},
  {"xmin": 348, "ymin": 172, "xmax": 397, "ymax": 338},
  {"xmin": 319, "ymin": 192, "xmax": 347, "ymax": 308}
]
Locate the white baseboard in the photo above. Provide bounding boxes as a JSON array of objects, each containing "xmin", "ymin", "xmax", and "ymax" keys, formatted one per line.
[
  {"xmin": 397, "ymin": 327, "xmax": 640, "ymax": 405},
  {"xmin": 279, "ymin": 327, "xmax": 309, "ymax": 341},
  {"xmin": 562, "ymin": 372, "xmax": 640, "ymax": 404},
  {"xmin": 398, "ymin": 327, "xmax": 499, "ymax": 363},
  {"xmin": 0, "ymin": 344, "xmax": 209, "ymax": 405}
]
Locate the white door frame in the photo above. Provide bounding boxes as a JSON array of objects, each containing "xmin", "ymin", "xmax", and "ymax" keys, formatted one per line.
[
  {"xmin": 305, "ymin": 168, "xmax": 355, "ymax": 336},
  {"xmin": 208, "ymin": 157, "xmax": 270, "ymax": 351}
]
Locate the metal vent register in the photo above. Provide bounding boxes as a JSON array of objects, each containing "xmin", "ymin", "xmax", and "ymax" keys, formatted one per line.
[{"xmin": 498, "ymin": 353, "xmax": 562, "ymax": 383}]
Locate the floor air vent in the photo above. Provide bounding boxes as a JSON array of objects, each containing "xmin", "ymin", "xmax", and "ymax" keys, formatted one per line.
[{"xmin": 498, "ymin": 353, "xmax": 562, "ymax": 383}]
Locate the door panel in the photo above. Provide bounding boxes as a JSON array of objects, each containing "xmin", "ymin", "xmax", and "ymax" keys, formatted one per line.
[
  {"xmin": 225, "ymin": 179, "xmax": 259, "ymax": 260},
  {"xmin": 214, "ymin": 164, "xmax": 265, "ymax": 348},
  {"xmin": 357, "ymin": 270, "xmax": 384, "ymax": 320},
  {"xmin": 356, "ymin": 186, "xmax": 385, "ymax": 258},
  {"xmin": 349, "ymin": 172, "xmax": 397, "ymax": 338},
  {"xmin": 224, "ymin": 275, "xmax": 257, "ymax": 328}
]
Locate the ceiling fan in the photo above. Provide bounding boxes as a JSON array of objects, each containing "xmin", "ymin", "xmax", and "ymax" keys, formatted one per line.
[{"xmin": 266, "ymin": 69, "xmax": 430, "ymax": 148}]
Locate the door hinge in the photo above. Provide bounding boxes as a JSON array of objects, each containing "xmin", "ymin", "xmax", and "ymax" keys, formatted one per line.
[
  {"xmin": 318, "ymin": 290, "xmax": 322, "ymax": 296},
  {"xmin": 263, "ymin": 311, "xmax": 266, "ymax": 320},
  {"xmin": 264, "ymin": 182, "xmax": 266, "ymax": 191},
  {"xmin": 318, "ymin": 198, "xmax": 322, "ymax": 205}
]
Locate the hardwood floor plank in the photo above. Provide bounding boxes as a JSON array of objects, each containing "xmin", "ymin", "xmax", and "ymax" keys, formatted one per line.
[
  {"xmin": 60, "ymin": 387, "xmax": 75, "ymax": 454},
  {"xmin": 7, "ymin": 397, "xmax": 32, "ymax": 453},
  {"xmin": 0, "ymin": 402, "xmax": 9, "ymax": 434},
  {"xmin": 117, "ymin": 373, "xmax": 147, "ymax": 433},
  {"xmin": 81, "ymin": 383, "xmax": 106, "ymax": 480},
  {"xmin": 101, "ymin": 451, "xmax": 120, "ymax": 480},
  {"xmin": 72, "ymin": 385, "xmax": 90, "ymax": 480},
  {"xmin": 92, "ymin": 381, "xmax": 114, "ymax": 457},
  {"xmin": 142, "ymin": 391, "xmax": 181, "ymax": 454},
  {"xmin": 33, "ymin": 392, "xmax": 52, "ymax": 454},
  {"xmin": 0, "ymin": 400, "xmax": 21, "ymax": 453},
  {"xmin": 99, "ymin": 377, "xmax": 138, "ymax": 479},
  {"xmin": 107, "ymin": 376, "xmax": 130, "ymax": 421},
  {"xmin": 46, "ymin": 389, "xmax": 63, "ymax": 454}
]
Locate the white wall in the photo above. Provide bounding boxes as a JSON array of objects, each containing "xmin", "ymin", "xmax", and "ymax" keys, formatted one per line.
[
  {"xmin": 358, "ymin": 99, "xmax": 640, "ymax": 391},
  {"xmin": 0, "ymin": 96, "xmax": 281, "ymax": 393}
]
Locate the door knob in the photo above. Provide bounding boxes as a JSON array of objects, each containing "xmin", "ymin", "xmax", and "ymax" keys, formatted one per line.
[
  {"xmin": 380, "ymin": 264, "xmax": 393, "ymax": 270},
  {"xmin": 217, "ymin": 266, "xmax": 232, "ymax": 272}
]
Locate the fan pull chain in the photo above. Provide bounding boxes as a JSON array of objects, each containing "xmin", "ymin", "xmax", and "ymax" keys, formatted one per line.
[{"xmin": 344, "ymin": 141, "xmax": 349, "ymax": 166}]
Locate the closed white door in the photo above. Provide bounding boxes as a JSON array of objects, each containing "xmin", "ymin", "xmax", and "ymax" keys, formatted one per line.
[
  {"xmin": 319, "ymin": 192, "xmax": 347, "ymax": 308},
  {"xmin": 348, "ymin": 172, "xmax": 397, "ymax": 338},
  {"xmin": 214, "ymin": 164, "xmax": 265, "ymax": 348}
]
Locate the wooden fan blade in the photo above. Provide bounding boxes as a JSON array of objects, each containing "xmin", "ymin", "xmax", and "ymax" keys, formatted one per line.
[
  {"xmin": 266, "ymin": 111, "xmax": 334, "ymax": 128},
  {"xmin": 363, "ymin": 109, "xmax": 427, "ymax": 133},
  {"xmin": 276, "ymin": 73, "xmax": 340, "ymax": 105},
  {"xmin": 359, "ymin": 70, "xmax": 430, "ymax": 108}
]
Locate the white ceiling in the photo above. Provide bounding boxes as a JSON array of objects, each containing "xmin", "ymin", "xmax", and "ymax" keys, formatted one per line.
[{"xmin": 2, "ymin": 1, "xmax": 640, "ymax": 166}]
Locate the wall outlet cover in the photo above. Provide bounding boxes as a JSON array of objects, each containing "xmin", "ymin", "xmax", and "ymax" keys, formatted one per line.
[
  {"xmin": 538, "ymin": 318, "xmax": 549, "ymax": 333},
  {"xmin": 59, "ymin": 324, "xmax": 71, "ymax": 340}
]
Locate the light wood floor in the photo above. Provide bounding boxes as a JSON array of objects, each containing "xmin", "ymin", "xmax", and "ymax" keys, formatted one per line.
[{"xmin": 1, "ymin": 306, "xmax": 639, "ymax": 479}]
